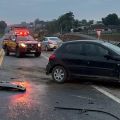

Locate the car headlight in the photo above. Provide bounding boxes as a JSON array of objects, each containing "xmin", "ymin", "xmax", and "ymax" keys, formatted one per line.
[
  {"xmin": 38, "ymin": 43, "xmax": 41, "ymax": 47},
  {"xmin": 19, "ymin": 43, "xmax": 27, "ymax": 48}
]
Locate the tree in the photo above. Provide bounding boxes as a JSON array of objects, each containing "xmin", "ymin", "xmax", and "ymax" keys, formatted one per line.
[
  {"xmin": 81, "ymin": 19, "xmax": 87, "ymax": 25},
  {"xmin": 102, "ymin": 13, "xmax": 120, "ymax": 26},
  {"xmin": 73, "ymin": 19, "xmax": 80, "ymax": 28},
  {"xmin": 88, "ymin": 20, "xmax": 94, "ymax": 26},
  {"xmin": 0, "ymin": 21, "xmax": 7, "ymax": 34},
  {"xmin": 21, "ymin": 21, "xmax": 27, "ymax": 27},
  {"xmin": 46, "ymin": 19, "xmax": 59, "ymax": 34},
  {"xmin": 58, "ymin": 12, "xmax": 75, "ymax": 33},
  {"xmin": 34, "ymin": 18, "xmax": 40, "ymax": 25}
]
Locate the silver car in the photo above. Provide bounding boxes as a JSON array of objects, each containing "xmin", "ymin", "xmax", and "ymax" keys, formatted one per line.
[{"xmin": 41, "ymin": 37, "xmax": 63, "ymax": 51}]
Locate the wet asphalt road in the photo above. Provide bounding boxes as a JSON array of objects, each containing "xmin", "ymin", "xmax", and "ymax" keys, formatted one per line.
[{"xmin": 1, "ymin": 52, "xmax": 120, "ymax": 120}]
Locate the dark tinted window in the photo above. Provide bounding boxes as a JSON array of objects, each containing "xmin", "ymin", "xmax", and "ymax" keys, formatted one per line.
[
  {"xmin": 84, "ymin": 43, "xmax": 108, "ymax": 57},
  {"xmin": 64, "ymin": 43, "xmax": 85, "ymax": 55},
  {"xmin": 49, "ymin": 37, "xmax": 60, "ymax": 41}
]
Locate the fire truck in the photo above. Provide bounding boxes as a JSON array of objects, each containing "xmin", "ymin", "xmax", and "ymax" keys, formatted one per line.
[{"xmin": 2, "ymin": 27, "xmax": 41, "ymax": 57}]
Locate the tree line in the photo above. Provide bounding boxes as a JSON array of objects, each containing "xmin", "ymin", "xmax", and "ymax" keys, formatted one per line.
[
  {"xmin": 46, "ymin": 12, "xmax": 120, "ymax": 34},
  {"xmin": 0, "ymin": 21, "xmax": 7, "ymax": 34},
  {"xmin": 0, "ymin": 12, "xmax": 120, "ymax": 35}
]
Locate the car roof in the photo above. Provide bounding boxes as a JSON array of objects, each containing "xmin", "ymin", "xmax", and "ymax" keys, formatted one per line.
[
  {"xmin": 63, "ymin": 40, "xmax": 105, "ymax": 44},
  {"xmin": 45, "ymin": 37, "xmax": 59, "ymax": 39}
]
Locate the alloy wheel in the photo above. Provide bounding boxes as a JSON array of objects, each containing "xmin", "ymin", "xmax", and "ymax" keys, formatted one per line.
[{"xmin": 52, "ymin": 66, "xmax": 67, "ymax": 83}]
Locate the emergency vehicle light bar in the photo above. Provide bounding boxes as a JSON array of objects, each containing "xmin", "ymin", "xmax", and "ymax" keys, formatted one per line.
[{"xmin": 14, "ymin": 30, "xmax": 30, "ymax": 36}]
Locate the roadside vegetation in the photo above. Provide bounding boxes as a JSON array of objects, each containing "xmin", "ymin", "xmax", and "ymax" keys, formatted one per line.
[
  {"xmin": 32, "ymin": 12, "xmax": 120, "ymax": 41},
  {"xmin": 0, "ymin": 12, "xmax": 120, "ymax": 41},
  {"xmin": 0, "ymin": 21, "xmax": 7, "ymax": 36}
]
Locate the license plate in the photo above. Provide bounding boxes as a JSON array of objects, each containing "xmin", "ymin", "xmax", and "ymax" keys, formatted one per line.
[{"xmin": 31, "ymin": 50, "xmax": 36, "ymax": 52}]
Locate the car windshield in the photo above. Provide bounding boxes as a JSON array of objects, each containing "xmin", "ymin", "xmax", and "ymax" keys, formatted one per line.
[
  {"xmin": 103, "ymin": 42, "xmax": 120, "ymax": 55},
  {"xmin": 17, "ymin": 35, "xmax": 34, "ymax": 41},
  {"xmin": 49, "ymin": 38, "xmax": 60, "ymax": 41}
]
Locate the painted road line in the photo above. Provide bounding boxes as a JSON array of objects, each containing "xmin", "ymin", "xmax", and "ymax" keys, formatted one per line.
[
  {"xmin": 41, "ymin": 54, "xmax": 49, "ymax": 60},
  {"xmin": 42, "ymin": 53, "xmax": 120, "ymax": 104},
  {"xmin": 92, "ymin": 85, "xmax": 120, "ymax": 104}
]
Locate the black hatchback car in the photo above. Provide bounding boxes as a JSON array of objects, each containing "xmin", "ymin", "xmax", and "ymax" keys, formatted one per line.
[{"xmin": 46, "ymin": 40, "xmax": 120, "ymax": 83}]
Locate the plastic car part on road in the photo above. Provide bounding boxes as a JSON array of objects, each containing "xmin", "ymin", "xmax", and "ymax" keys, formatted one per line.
[{"xmin": 0, "ymin": 81, "xmax": 26, "ymax": 92}]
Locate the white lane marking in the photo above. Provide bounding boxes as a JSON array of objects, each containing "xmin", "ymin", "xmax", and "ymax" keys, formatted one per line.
[
  {"xmin": 42, "ymin": 53, "xmax": 120, "ymax": 104},
  {"xmin": 92, "ymin": 85, "xmax": 120, "ymax": 104},
  {"xmin": 41, "ymin": 54, "xmax": 49, "ymax": 60}
]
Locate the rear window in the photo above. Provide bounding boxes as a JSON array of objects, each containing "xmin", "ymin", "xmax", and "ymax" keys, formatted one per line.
[{"xmin": 49, "ymin": 38, "xmax": 60, "ymax": 41}]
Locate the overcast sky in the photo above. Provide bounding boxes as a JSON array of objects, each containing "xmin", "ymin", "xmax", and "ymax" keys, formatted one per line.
[{"xmin": 0, "ymin": 0, "xmax": 120, "ymax": 24}]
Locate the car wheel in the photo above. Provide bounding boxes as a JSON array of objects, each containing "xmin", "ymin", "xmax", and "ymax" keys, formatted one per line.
[
  {"xmin": 16, "ymin": 48, "xmax": 22, "ymax": 58},
  {"xmin": 52, "ymin": 66, "xmax": 67, "ymax": 83},
  {"xmin": 5, "ymin": 47, "xmax": 9, "ymax": 56},
  {"xmin": 35, "ymin": 52, "xmax": 41, "ymax": 57}
]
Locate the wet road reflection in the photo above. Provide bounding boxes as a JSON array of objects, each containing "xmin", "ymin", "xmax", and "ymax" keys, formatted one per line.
[
  {"xmin": 5, "ymin": 81, "xmax": 48, "ymax": 120},
  {"xmin": 10, "ymin": 81, "xmax": 31, "ymax": 103}
]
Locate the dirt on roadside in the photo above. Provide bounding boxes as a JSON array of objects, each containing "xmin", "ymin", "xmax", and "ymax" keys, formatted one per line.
[{"xmin": 60, "ymin": 34, "xmax": 86, "ymax": 41}]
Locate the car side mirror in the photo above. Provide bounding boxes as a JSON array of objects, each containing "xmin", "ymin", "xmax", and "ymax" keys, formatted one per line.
[{"xmin": 12, "ymin": 38, "xmax": 16, "ymax": 41}]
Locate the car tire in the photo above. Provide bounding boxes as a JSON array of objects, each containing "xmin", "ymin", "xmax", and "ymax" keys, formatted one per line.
[
  {"xmin": 16, "ymin": 48, "xmax": 22, "ymax": 58},
  {"xmin": 5, "ymin": 47, "xmax": 9, "ymax": 56},
  {"xmin": 52, "ymin": 66, "xmax": 67, "ymax": 83},
  {"xmin": 35, "ymin": 52, "xmax": 41, "ymax": 57}
]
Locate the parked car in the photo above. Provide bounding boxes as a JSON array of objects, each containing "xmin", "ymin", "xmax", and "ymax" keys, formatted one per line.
[
  {"xmin": 46, "ymin": 40, "xmax": 120, "ymax": 83},
  {"xmin": 41, "ymin": 37, "xmax": 63, "ymax": 51}
]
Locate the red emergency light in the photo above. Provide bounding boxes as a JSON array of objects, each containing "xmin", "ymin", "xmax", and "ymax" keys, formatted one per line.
[{"xmin": 14, "ymin": 29, "xmax": 30, "ymax": 36}]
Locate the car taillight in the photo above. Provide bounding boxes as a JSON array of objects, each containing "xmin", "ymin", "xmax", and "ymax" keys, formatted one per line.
[{"xmin": 49, "ymin": 54, "xmax": 56, "ymax": 61}]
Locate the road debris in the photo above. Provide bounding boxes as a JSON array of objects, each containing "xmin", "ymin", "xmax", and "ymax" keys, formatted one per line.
[{"xmin": 0, "ymin": 81, "xmax": 26, "ymax": 92}]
